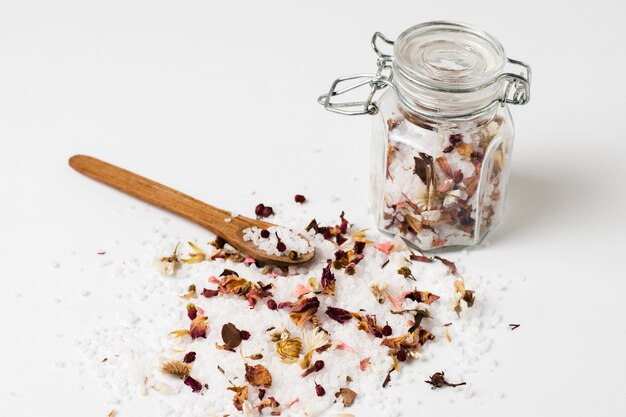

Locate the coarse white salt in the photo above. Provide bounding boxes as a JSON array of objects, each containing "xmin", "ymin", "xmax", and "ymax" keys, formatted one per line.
[
  {"xmin": 224, "ymin": 218, "xmax": 232, "ymax": 223},
  {"xmin": 77, "ymin": 208, "xmax": 510, "ymax": 417},
  {"xmin": 243, "ymin": 225, "xmax": 313, "ymax": 256}
]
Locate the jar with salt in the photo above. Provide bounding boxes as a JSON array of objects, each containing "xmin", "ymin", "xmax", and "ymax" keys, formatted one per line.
[{"xmin": 319, "ymin": 21, "xmax": 531, "ymax": 250}]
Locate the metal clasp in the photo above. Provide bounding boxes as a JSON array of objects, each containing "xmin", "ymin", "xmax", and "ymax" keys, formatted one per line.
[
  {"xmin": 318, "ymin": 31, "xmax": 532, "ymax": 119},
  {"xmin": 317, "ymin": 32, "xmax": 394, "ymax": 115}
]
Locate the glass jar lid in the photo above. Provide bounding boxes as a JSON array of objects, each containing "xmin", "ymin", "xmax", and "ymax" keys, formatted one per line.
[{"xmin": 394, "ymin": 21, "xmax": 506, "ymax": 92}]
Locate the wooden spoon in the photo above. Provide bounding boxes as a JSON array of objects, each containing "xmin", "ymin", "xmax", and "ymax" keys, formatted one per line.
[{"xmin": 69, "ymin": 155, "xmax": 315, "ymax": 266}]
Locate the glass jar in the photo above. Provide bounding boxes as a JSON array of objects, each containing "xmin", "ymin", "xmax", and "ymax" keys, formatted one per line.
[{"xmin": 319, "ymin": 21, "xmax": 531, "ymax": 250}]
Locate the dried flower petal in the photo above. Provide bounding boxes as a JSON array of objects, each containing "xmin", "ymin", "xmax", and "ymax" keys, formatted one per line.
[
  {"xmin": 227, "ymin": 385, "xmax": 249, "ymax": 411},
  {"xmin": 189, "ymin": 315, "xmax": 208, "ymax": 339},
  {"xmin": 245, "ymin": 364, "xmax": 272, "ymax": 387},
  {"xmin": 325, "ymin": 306, "xmax": 353, "ymax": 324},
  {"xmin": 183, "ymin": 375, "xmax": 203, "ymax": 392},
  {"xmin": 289, "ymin": 296, "xmax": 320, "ymax": 327},
  {"xmin": 434, "ymin": 256, "xmax": 458, "ymax": 276},
  {"xmin": 181, "ymin": 242, "xmax": 206, "ymax": 264},
  {"xmin": 335, "ymin": 342, "xmax": 357, "ymax": 354},
  {"xmin": 201, "ymin": 288, "xmax": 219, "ymax": 298},
  {"xmin": 374, "ymin": 242, "xmax": 395, "ymax": 254},
  {"xmin": 453, "ymin": 278, "xmax": 475, "ymax": 316},
  {"xmin": 160, "ymin": 360, "xmax": 191, "ymax": 379},
  {"xmin": 359, "ymin": 357, "xmax": 371, "ymax": 371},
  {"xmin": 183, "ymin": 352, "xmax": 196, "ymax": 364},
  {"xmin": 335, "ymin": 387, "xmax": 357, "ymax": 407},
  {"xmin": 292, "ymin": 284, "xmax": 311, "ymax": 299},
  {"xmin": 353, "ymin": 313, "xmax": 385, "ymax": 338}
]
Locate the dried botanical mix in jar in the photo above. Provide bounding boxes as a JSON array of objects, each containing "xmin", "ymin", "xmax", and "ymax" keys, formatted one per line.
[{"xmin": 319, "ymin": 21, "xmax": 531, "ymax": 250}]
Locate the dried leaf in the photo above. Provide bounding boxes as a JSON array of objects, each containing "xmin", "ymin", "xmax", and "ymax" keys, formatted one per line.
[
  {"xmin": 221, "ymin": 323, "xmax": 242, "ymax": 350},
  {"xmin": 335, "ymin": 387, "xmax": 357, "ymax": 407},
  {"xmin": 245, "ymin": 364, "xmax": 272, "ymax": 387},
  {"xmin": 160, "ymin": 360, "xmax": 191, "ymax": 379}
]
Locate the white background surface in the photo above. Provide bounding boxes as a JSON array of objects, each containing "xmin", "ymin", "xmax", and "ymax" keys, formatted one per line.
[{"xmin": 1, "ymin": 0, "xmax": 625, "ymax": 416}]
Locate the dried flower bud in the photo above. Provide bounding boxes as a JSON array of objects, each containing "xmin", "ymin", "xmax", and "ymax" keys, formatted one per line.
[
  {"xmin": 314, "ymin": 360, "xmax": 325, "ymax": 371},
  {"xmin": 397, "ymin": 266, "xmax": 416, "ymax": 281},
  {"xmin": 288, "ymin": 250, "xmax": 299, "ymax": 260},
  {"xmin": 160, "ymin": 360, "xmax": 191, "ymax": 379},
  {"xmin": 260, "ymin": 229, "xmax": 270, "ymax": 238},
  {"xmin": 382, "ymin": 325, "xmax": 393, "ymax": 337},
  {"xmin": 255, "ymin": 204, "xmax": 265, "ymax": 216},
  {"xmin": 315, "ymin": 383, "xmax": 326, "ymax": 397},
  {"xmin": 294, "ymin": 194, "xmax": 306, "ymax": 203},
  {"xmin": 261, "ymin": 206, "xmax": 274, "ymax": 218},
  {"xmin": 276, "ymin": 337, "xmax": 302, "ymax": 363},
  {"xmin": 276, "ymin": 241, "xmax": 287, "ymax": 252},
  {"xmin": 267, "ymin": 299, "xmax": 278, "ymax": 310},
  {"xmin": 183, "ymin": 352, "xmax": 196, "ymax": 364},
  {"xmin": 425, "ymin": 371, "xmax": 466, "ymax": 389},
  {"xmin": 396, "ymin": 349, "xmax": 407, "ymax": 362}
]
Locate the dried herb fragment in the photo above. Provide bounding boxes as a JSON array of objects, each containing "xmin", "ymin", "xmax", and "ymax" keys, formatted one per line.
[
  {"xmin": 434, "ymin": 256, "xmax": 458, "ymax": 275},
  {"xmin": 509, "ymin": 323, "xmax": 520, "ymax": 330},
  {"xmin": 158, "ymin": 243, "xmax": 180, "ymax": 275},
  {"xmin": 335, "ymin": 387, "xmax": 357, "ymax": 407},
  {"xmin": 453, "ymin": 278, "xmax": 475, "ymax": 316},
  {"xmin": 179, "ymin": 284, "xmax": 197, "ymax": 299},
  {"xmin": 397, "ymin": 266, "xmax": 416, "ymax": 281},
  {"xmin": 301, "ymin": 360, "xmax": 325, "ymax": 378},
  {"xmin": 183, "ymin": 375, "xmax": 203, "ymax": 392},
  {"xmin": 289, "ymin": 296, "xmax": 320, "ymax": 327},
  {"xmin": 294, "ymin": 194, "xmax": 306, "ymax": 203},
  {"xmin": 227, "ymin": 385, "xmax": 249, "ymax": 411},
  {"xmin": 325, "ymin": 306, "xmax": 354, "ymax": 324},
  {"xmin": 256, "ymin": 396, "xmax": 281, "ymax": 415},
  {"xmin": 369, "ymin": 283, "xmax": 388, "ymax": 304},
  {"xmin": 240, "ymin": 330, "xmax": 251, "ymax": 340},
  {"xmin": 183, "ymin": 352, "xmax": 196, "ymax": 364},
  {"xmin": 404, "ymin": 290, "xmax": 440, "ymax": 305},
  {"xmin": 181, "ymin": 242, "xmax": 206, "ymax": 264},
  {"xmin": 245, "ymin": 364, "xmax": 272, "ymax": 388},
  {"xmin": 247, "ymin": 353, "xmax": 263, "ymax": 360},
  {"xmin": 425, "ymin": 371, "xmax": 466, "ymax": 389},
  {"xmin": 186, "ymin": 303, "xmax": 197, "ymax": 320},
  {"xmin": 353, "ymin": 313, "xmax": 385, "ymax": 338},
  {"xmin": 160, "ymin": 360, "xmax": 191, "ymax": 379},
  {"xmin": 382, "ymin": 367, "xmax": 395, "ymax": 388},
  {"xmin": 320, "ymin": 261, "xmax": 336, "ymax": 296}
]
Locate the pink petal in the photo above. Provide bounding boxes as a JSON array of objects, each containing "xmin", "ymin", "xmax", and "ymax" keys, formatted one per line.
[
  {"xmin": 374, "ymin": 242, "xmax": 396, "ymax": 254},
  {"xmin": 292, "ymin": 284, "xmax": 311, "ymax": 299},
  {"xmin": 243, "ymin": 256, "xmax": 256, "ymax": 264},
  {"xmin": 438, "ymin": 178, "xmax": 454, "ymax": 192},
  {"xmin": 208, "ymin": 276, "xmax": 220, "ymax": 284},
  {"xmin": 386, "ymin": 292, "xmax": 403, "ymax": 312},
  {"xmin": 286, "ymin": 397, "xmax": 300, "ymax": 407},
  {"xmin": 196, "ymin": 306, "xmax": 205, "ymax": 316},
  {"xmin": 359, "ymin": 357, "xmax": 371, "ymax": 371},
  {"xmin": 336, "ymin": 342, "xmax": 358, "ymax": 354}
]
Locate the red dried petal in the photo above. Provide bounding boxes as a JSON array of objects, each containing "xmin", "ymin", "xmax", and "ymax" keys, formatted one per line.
[
  {"xmin": 289, "ymin": 296, "xmax": 320, "ymax": 327},
  {"xmin": 183, "ymin": 352, "xmax": 196, "ymax": 363},
  {"xmin": 183, "ymin": 376, "xmax": 203, "ymax": 392},
  {"xmin": 294, "ymin": 194, "xmax": 306, "ymax": 203},
  {"xmin": 320, "ymin": 261, "xmax": 336, "ymax": 296},
  {"xmin": 325, "ymin": 306, "xmax": 353, "ymax": 324},
  {"xmin": 201, "ymin": 288, "xmax": 219, "ymax": 298}
]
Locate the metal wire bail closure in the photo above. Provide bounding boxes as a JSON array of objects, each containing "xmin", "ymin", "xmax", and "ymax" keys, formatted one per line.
[{"xmin": 318, "ymin": 29, "xmax": 532, "ymax": 120}]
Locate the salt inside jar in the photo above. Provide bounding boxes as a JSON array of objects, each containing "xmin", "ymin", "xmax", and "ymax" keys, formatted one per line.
[{"xmin": 319, "ymin": 21, "xmax": 531, "ymax": 250}]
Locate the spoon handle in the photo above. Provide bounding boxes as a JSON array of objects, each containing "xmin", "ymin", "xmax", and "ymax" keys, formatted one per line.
[{"xmin": 69, "ymin": 155, "xmax": 232, "ymax": 236}]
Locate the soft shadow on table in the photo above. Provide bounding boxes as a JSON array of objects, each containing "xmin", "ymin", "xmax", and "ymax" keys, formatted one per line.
[{"xmin": 486, "ymin": 171, "xmax": 572, "ymax": 246}]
